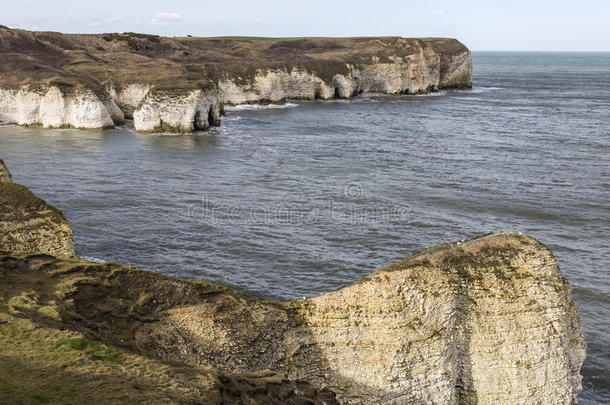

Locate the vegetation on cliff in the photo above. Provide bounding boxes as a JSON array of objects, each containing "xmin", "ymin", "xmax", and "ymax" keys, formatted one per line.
[{"xmin": 0, "ymin": 262, "xmax": 336, "ymax": 404}]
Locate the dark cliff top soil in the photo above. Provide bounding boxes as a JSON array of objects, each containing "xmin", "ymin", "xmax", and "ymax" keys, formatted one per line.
[{"xmin": 0, "ymin": 26, "xmax": 469, "ymax": 91}]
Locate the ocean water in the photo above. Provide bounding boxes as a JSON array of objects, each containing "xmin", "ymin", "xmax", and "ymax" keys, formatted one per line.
[{"xmin": 0, "ymin": 52, "xmax": 608, "ymax": 403}]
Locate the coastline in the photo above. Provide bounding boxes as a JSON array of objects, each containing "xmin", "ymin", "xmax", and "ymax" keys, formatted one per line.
[{"xmin": 0, "ymin": 27, "xmax": 472, "ymax": 133}]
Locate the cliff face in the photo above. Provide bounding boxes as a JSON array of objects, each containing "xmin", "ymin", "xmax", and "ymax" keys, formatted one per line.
[
  {"xmin": 0, "ymin": 86, "xmax": 117, "ymax": 130},
  {"xmin": 133, "ymin": 88, "xmax": 221, "ymax": 133},
  {"xmin": 134, "ymin": 233, "xmax": 585, "ymax": 404},
  {"xmin": 0, "ymin": 178, "xmax": 585, "ymax": 404},
  {"xmin": 218, "ymin": 38, "xmax": 472, "ymax": 105},
  {"xmin": 0, "ymin": 27, "xmax": 472, "ymax": 132},
  {"xmin": 290, "ymin": 235, "xmax": 585, "ymax": 404}
]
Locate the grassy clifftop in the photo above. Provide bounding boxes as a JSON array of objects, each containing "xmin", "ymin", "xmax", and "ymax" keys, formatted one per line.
[
  {"xmin": 0, "ymin": 253, "xmax": 337, "ymax": 404},
  {"xmin": 0, "ymin": 26, "xmax": 469, "ymax": 92}
]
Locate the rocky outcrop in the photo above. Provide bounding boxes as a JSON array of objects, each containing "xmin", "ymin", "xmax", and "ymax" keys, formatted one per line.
[
  {"xmin": 0, "ymin": 86, "xmax": 116, "ymax": 130},
  {"xmin": 1, "ymin": 181, "xmax": 583, "ymax": 403},
  {"xmin": 133, "ymin": 88, "xmax": 221, "ymax": 133},
  {"xmin": 220, "ymin": 69, "xmax": 336, "ymax": 104},
  {"xmin": 108, "ymin": 83, "xmax": 152, "ymax": 119},
  {"xmin": 289, "ymin": 234, "xmax": 586, "ymax": 404},
  {"xmin": 0, "ymin": 27, "xmax": 472, "ymax": 133},
  {"xmin": 0, "ymin": 159, "xmax": 11, "ymax": 182},
  {"xmin": 0, "ymin": 183, "xmax": 74, "ymax": 257},
  {"xmin": 131, "ymin": 233, "xmax": 585, "ymax": 404}
]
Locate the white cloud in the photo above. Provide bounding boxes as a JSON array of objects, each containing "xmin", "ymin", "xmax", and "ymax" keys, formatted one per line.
[
  {"xmin": 433, "ymin": 10, "xmax": 444, "ymax": 15},
  {"xmin": 151, "ymin": 12, "xmax": 184, "ymax": 26}
]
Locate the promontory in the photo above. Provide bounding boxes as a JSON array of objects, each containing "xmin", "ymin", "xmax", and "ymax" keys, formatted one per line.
[
  {"xmin": 0, "ymin": 162, "xmax": 586, "ymax": 404},
  {"xmin": 0, "ymin": 26, "xmax": 472, "ymax": 133}
]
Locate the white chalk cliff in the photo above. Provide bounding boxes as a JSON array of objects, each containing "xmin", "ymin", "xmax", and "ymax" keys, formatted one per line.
[
  {"xmin": 0, "ymin": 86, "xmax": 116, "ymax": 130},
  {"xmin": 132, "ymin": 88, "xmax": 221, "ymax": 133},
  {"xmin": 219, "ymin": 46, "xmax": 472, "ymax": 105},
  {"xmin": 0, "ymin": 28, "xmax": 473, "ymax": 133}
]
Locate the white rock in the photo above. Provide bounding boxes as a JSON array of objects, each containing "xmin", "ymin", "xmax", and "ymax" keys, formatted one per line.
[
  {"xmin": 219, "ymin": 51, "xmax": 455, "ymax": 105},
  {"xmin": 0, "ymin": 86, "xmax": 114, "ymax": 129},
  {"xmin": 220, "ymin": 68, "xmax": 337, "ymax": 105},
  {"xmin": 114, "ymin": 83, "xmax": 153, "ymax": 118},
  {"xmin": 133, "ymin": 89, "xmax": 221, "ymax": 133}
]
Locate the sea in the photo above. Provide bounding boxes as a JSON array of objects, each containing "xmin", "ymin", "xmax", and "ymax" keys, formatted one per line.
[{"xmin": 0, "ymin": 51, "xmax": 608, "ymax": 403}]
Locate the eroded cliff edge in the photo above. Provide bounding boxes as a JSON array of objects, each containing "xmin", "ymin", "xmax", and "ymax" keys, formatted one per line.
[
  {"xmin": 0, "ymin": 177, "xmax": 585, "ymax": 404},
  {"xmin": 0, "ymin": 26, "xmax": 472, "ymax": 133}
]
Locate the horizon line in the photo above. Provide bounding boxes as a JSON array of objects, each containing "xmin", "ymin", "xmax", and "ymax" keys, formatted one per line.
[
  {"xmin": 2, "ymin": 25, "xmax": 610, "ymax": 52},
  {"xmin": 471, "ymin": 49, "xmax": 610, "ymax": 53}
]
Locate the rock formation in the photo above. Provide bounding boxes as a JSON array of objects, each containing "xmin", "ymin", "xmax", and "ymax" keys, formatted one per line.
[
  {"xmin": 130, "ymin": 233, "xmax": 586, "ymax": 404},
  {"xmin": 0, "ymin": 159, "xmax": 11, "ymax": 182},
  {"xmin": 0, "ymin": 182, "xmax": 74, "ymax": 257},
  {"xmin": 0, "ymin": 27, "xmax": 472, "ymax": 133},
  {"xmin": 0, "ymin": 86, "xmax": 118, "ymax": 129},
  {"xmin": 0, "ymin": 174, "xmax": 586, "ymax": 404},
  {"xmin": 133, "ymin": 88, "xmax": 221, "ymax": 133}
]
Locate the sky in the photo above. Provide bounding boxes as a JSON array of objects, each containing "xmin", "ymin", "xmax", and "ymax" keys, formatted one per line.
[{"xmin": 2, "ymin": 0, "xmax": 609, "ymax": 51}]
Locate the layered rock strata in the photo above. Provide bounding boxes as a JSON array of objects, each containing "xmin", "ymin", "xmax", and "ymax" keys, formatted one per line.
[
  {"xmin": 0, "ymin": 27, "xmax": 472, "ymax": 132},
  {"xmin": 0, "ymin": 176, "xmax": 585, "ymax": 404},
  {"xmin": 131, "ymin": 232, "xmax": 585, "ymax": 404}
]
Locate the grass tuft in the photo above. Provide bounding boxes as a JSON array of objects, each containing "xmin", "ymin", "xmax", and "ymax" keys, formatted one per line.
[{"xmin": 54, "ymin": 337, "xmax": 122, "ymax": 364}]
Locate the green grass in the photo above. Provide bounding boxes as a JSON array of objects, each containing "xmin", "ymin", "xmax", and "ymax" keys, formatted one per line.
[
  {"xmin": 420, "ymin": 37, "xmax": 454, "ymax": 41},
  {"xmin": 0, "ymin": 312, "xmax": 222, "ymax": 404},
  {"xmin": 175, "ymin": 35, "xmax": 394, "ymax": 41},
  {"xmin": 174, "ymin": 35, "xmax": 454, "ymax": 42},
  {"xmin": 55, "ymin": 337, "xmax": 122, "ymax": 364}
]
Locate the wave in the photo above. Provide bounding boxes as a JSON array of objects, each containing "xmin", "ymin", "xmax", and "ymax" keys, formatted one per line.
[
  {"xmin": 409, "ymin": 90, "xmax": 449, "ymax": 97},
  {"xmin": 224, "ymin": 102, "xmax": 299, "ymax": 111},
  {"xmin": 81, "ymin": 256, "xmax": 106, "ymax": 263},
  {"xmin": 469, "ymin": 86, "xmax": 503, "ymax": 94}
]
